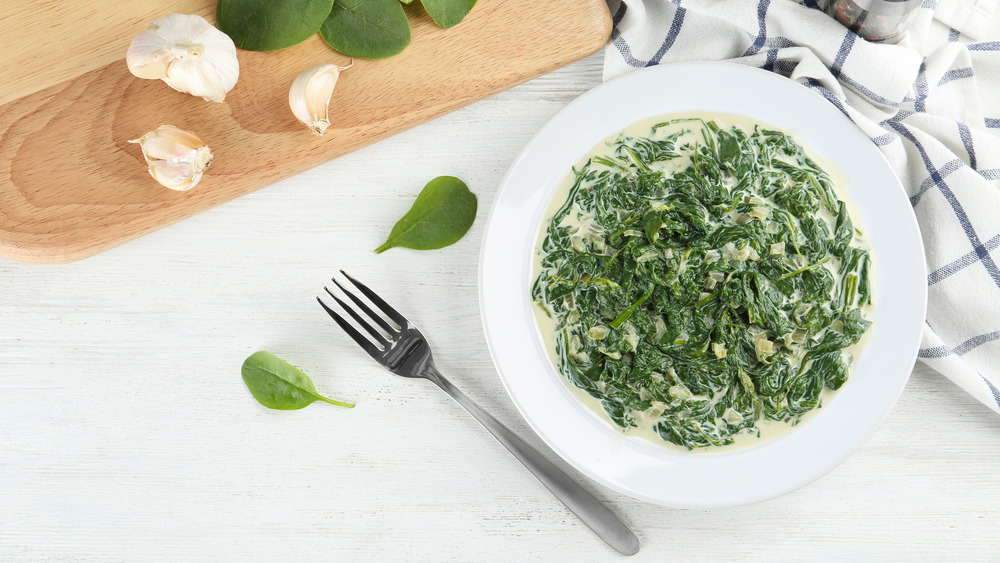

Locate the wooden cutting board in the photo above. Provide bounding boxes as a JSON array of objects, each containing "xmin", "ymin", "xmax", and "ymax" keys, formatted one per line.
[{"xmin": 0, "ymin": 1, "xmax": 611, "ymax": 263}]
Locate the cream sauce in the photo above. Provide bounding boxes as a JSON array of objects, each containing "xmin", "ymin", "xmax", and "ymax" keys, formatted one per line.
[{"xmin": 530, "ymin": 111, "xmax": 875, "ymax": 453}]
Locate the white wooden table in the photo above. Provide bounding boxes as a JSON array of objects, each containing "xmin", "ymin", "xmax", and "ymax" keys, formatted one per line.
[{"xmin": 2, "ymin": 53, "xmax": 999, "ymax": 562}]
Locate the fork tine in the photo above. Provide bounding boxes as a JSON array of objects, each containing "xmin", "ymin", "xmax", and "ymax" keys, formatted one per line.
[
  {"xmin": 332, "ymin": 277, "xmax": 397, "ymax": 334},
  {"xmin": 340, "ymin": 270, "xmax": 407, "ymax": 326},
  {"xmin": 323, "ymin": 287, "xmax": 388, "ymax": 345},
  {"xmin": 316, "ymin": 296, "xmax": 382, "ymax": 358}
]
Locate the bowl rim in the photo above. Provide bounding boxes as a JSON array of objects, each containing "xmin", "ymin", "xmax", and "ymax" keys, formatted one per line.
[{"xmin": 478, "ymin": 61, "xmax": 927, "ymax": 508}]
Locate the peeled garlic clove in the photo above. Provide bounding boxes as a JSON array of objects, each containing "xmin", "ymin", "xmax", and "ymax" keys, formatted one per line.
[
  {"xmin": 130, "ymin": 125, "xmax": 213, "ymax": 191},
  {"xmin": 127, "ymin": 14, "xmax": 239, "ymax": 103},
  {"xmin": 289, "ymin": 62, "xmax": 353, "ymax": 136}
]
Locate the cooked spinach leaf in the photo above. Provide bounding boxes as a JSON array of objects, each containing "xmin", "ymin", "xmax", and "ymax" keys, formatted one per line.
[
  {"xmin": 242, "ymin": 351, "xmax": 354, "ymax": 410},
  {"xmin": 376, "ymin": 176, "xmax": 477, "ymax": 253},
  {"xmin": 532, "ymin": 118, "xmax": 873, "ymax": 449}
]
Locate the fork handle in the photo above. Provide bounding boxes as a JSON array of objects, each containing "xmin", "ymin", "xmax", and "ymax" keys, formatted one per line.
[{"xmin": 425, "ymin": 368, "xmax": 640, "ymax": 556}]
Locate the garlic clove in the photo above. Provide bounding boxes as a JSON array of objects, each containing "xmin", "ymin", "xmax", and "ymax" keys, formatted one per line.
[
  {"xmin": 126, "ymin": 28, "xmax": 174, "ymax": 80},
  {"xmin": 140, "ymin": 134, "xmax": 197, "ymax": 161},
  {"xmin": 164, "ymin": 57, "xmax": 226, "ymax": 102},
  {"xmin": 289, "ymin": 62, "xmax": 353, "ymax": 136},
  {"xmin": 148, "ymin": 159, "xmax": 201, "ymax": 191},
  {"xmin": 130, "ymin": 125, "xmax": 213, "ymax": 191},
  {"xmin": 126, "ymin": 14, "xmax": 239, "ymax": 103}
]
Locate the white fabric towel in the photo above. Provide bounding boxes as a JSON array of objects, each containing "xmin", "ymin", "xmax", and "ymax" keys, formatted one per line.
[{"xmin": 605, "ymin": 0, "xmax": 1000, "ymax": 414}]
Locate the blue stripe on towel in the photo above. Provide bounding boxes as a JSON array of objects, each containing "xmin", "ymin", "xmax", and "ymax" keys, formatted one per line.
[
  {"xmin": 983, "ymin": 377, "xmax": 1000, "ymax": 408},
  {"xmin": 928, "ymin": 234, "xmax": 1000, "ymax": 285},
  {"xmin": 919, "ymin": 331, "xmax": 1000, "ymax": 358},
  {"xmin": 743, "ymin": 0, "xmax": 772, "ymax": 57},
  {"xmin": 909, "ymin": 159, "xmax": 964, "ymax": 206},
  {"xmin": 939, "ymin": 67, "xmax": 974, "ymax": 86},
  {"xmin": 889, "ymin": 121, "xmax": 1000, "ymax": 289},
  {"xmin": 958, "ymin": 123, "xmax": 977, "ymax": 170},
  {"xmin": 830, "ymin": 33, "xmax": 855, "ymax": 78},
  {"xmin": 611, "ymin": 5, "xmax": 686, "ymax": 69}
]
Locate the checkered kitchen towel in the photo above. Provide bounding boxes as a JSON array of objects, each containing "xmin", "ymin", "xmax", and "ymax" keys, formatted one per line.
[{"xmin": 605, "ymin": 0, "xmax": 1000, "ymax": 414}]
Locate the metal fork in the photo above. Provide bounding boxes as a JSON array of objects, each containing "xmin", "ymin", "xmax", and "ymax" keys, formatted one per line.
[{"xmin": 317, "ymin": 271, "xmax": 640, "ymax": 556}]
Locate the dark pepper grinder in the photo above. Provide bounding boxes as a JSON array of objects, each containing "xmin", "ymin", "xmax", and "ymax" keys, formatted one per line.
[{"xmin": 825, "ymin": 0, "xmax": 924, "ymax": 42}]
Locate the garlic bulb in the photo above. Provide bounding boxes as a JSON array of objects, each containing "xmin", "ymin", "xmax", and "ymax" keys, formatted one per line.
[
  {"xmin": 127, "ymin": 14, "xmax": 239, "ymax": 103},
  {"xmin": 289, "ymin": 62, "xmax": 353, "ymax": 136},
  {"xmin": 129, "ymin": 125, "xmax": 213, "ymax": 191}
]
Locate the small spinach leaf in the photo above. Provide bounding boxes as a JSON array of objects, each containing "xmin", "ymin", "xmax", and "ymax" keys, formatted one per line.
[
  {"xmin": 217, "ymin": 0, "xmax": 336, "ymax": 51},
  {"xmin": 376, "ymin": 176, "xmax": 477, "ymax": 253},
  {"xmin": 420, "ymin": 0, "xmax": 477, "ymax": 28},
  {"xmin": 242, "ymin": 351, "xmax": 354, "ymax": 410},
  {"xmin": 320, "ymin": 0, "xmax": 411, "ymax": 59}
]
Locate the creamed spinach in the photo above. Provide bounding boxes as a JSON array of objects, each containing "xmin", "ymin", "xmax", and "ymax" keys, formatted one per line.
[{"xmin": 531, "ymin": 117, "xmax": 873, "ymax": 449}]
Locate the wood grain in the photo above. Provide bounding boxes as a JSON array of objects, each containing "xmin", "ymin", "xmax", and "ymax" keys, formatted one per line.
[{"xmin": 0, "ymin": 0, "xmax": 611, "ymax": 263}]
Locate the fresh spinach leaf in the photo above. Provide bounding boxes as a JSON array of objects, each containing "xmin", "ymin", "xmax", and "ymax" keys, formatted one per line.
[
  {"xmin": 242, "ymin": 351, "xmax": 354, "ymax": 410},
  {"xmin": 217, "ymin": 0, "xmax": 336, "ymax": 51},
  {"xmin": 320, "ymin": 0, "xmax": 411, "ymax": 59},
  {"xmin": 376, "ymin": 176, "xmax": 477, "ymax": 253},
  {"xmin": 420, "ymin": 0, "xmax": 477, "ymax": 28}
]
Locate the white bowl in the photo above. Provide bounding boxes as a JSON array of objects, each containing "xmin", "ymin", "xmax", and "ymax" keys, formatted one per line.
[{"xmin": 478, "ymin": 62, "xmax": 927, "ymax": 508}]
